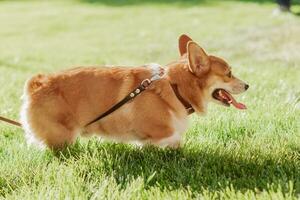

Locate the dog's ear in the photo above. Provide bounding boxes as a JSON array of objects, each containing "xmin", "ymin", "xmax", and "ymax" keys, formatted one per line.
[
  {"xmin": 187, "ymin": 41, "xmax": 210, "ymax": 76},
  {"xmin": 178, "ymin": 34, "xmax": 193, "ymax": 56}
]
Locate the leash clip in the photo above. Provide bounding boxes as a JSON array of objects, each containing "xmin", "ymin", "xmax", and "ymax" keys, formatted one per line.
[{"xmin": 141, "ymin": 79, "xmax": 151, "ymax": 88}]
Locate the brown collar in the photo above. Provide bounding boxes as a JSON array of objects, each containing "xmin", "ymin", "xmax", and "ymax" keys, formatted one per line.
[{"xmin": 170, "ymin": 84, "xmax": 194, "ymax": 115}]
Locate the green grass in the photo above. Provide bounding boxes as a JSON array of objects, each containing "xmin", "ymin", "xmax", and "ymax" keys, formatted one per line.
[{"xmin": 0, "ymin": 0, "xmax": 299, "ymax": 199}]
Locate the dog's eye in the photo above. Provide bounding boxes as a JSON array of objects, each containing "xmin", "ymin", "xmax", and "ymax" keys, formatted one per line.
[{"xmin": 227, "ymin": 71, "xmax": 232, "ymax": 78}]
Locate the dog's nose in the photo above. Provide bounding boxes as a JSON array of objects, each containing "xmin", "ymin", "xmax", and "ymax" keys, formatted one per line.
[{"xmin": 245, "ymin": 84, "xmax": 249, "ymax": 90}]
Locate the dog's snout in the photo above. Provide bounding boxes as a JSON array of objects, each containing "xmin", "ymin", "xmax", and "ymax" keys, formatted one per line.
[{"xmin": 244, "ymin": 84, "xmax": 249, "ymax": 90}]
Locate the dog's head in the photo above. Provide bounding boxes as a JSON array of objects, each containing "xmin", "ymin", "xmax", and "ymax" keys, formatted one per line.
[{"xmin": 178, "ymin": 34, "xmax": 249, "ymax": 109}]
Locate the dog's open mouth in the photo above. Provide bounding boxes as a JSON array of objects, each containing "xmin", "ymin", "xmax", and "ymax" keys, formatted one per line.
[{"xmin": 212, "ymin": 89, "xmax": 246, "ymax": 110}]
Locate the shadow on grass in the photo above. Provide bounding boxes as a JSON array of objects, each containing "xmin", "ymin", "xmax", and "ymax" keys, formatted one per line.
[{"xmin": 57, "ymin": 140, "xmax": 300, "ymax": 196}]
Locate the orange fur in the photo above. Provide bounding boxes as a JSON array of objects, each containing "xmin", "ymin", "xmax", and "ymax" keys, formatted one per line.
[{"xmin": 21, "ymin": 35, "xmax": 248, "ymax": 150}]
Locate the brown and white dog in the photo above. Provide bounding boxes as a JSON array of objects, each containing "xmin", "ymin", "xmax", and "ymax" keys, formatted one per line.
[{"xmin": 20, "ymin": 34, "xmax": 249, "ymax": 150}]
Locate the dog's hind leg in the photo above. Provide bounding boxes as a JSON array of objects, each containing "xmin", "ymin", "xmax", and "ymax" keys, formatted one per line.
[
  {"xmin": 27, "ymin": 115, "xmax": 79, "ymax": 150},
  {"xmin": 21, "ymin": 97, "xmax": 79, "ymax": 150},
  {"xmin": 40, "ymin": 122, "xmax": 78, "ymax": 150},
  {"xmin": 21, "ymin": 75, "xmax": 80, "ymax": 150}
]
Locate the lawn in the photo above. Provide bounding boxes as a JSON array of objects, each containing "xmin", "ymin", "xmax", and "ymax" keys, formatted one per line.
[{"xmin": 0, "ymin": 0, "xmax": 299, "ymax": 199}]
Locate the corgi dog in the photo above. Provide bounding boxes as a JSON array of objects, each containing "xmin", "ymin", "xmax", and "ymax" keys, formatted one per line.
[{"xmin": 20, "ymin": 34, "xmax": 249, "ymax": 150}]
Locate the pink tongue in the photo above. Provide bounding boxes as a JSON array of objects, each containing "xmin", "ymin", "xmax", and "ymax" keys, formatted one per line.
[
  {"xmin": 232, "ymin": 101, "xmax": 247, "ymax": 110},
  {"xmin": 220, "ymin": 90, "xmax": 247, "ymax": 110}
]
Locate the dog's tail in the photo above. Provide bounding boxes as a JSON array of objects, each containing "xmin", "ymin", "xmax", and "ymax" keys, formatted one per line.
[
  {"xmin": 0, "ymin": 75, "xmax": 49, "ymax": 128},
  {"xmin": 25, "ymin": 74, "xmax": 48, "ymax": 94}
]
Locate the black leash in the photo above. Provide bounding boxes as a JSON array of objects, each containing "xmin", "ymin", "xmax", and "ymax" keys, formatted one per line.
[
  {"xmin": 85, "ymin": 78, "xmax": 154, "ymax": 127},
  {"xmin": 0, "ymin": 116, "xmax": 22, "ymax": 127}
]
